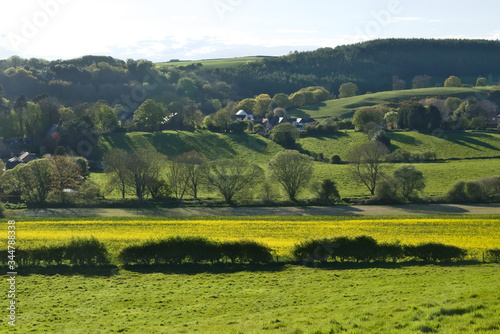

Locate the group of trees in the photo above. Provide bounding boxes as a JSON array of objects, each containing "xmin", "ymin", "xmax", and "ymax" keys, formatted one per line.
[
  {"xmin": 352, "ymin": 92, "xmax": 498, "ymax": 134},
  {"xmin": 0, "ymin": 152, "xmax": 97, "ymax": 206},
  {"xmin": 102, "ymin": 149, "xmax": 336, "ymax": 205}
]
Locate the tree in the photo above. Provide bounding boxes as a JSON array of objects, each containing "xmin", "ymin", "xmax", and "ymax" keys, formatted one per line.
[
  {"xmin": 444, "ymin": 97, "xmax": 462, "ymax": 114},
  {"xmin": 314, "ymin": 179, "xmax": 341, "ymax": 203},
  {"xmin": 444, "ymin": 76, "xmax": 462, "ymax": 87},
  {"xmin": 206, "ymin": 160, "xmax": 262, "ymax": 204},
  {"xmin": 134, "ymin": 99, "xmax": 169, "ymax": 131},
  {"xmin": 126, "ymin": 149, "xmax": 166, "ymax": 200},
  {"xmin": 212, "ymin": 109, "xmax": 231, "ymax": 132},
  {"xmin": 476, "ymin": 77, "xmax": 489, "ymax": 87},
  {"xmin": 353, "ymin": 107, "xmax": 384, "ymax": 132},
  {"xmin": 426, "ymin": 105, "xmax": 442, "ymax": 130},
  {"xmin": 412, "ymin": 75, "xmax": 432, "ymax": 89},
  {"xmin": 182, "ymin": 101, "xmax": 204, "ymax": 129},
  {"xmin": 235, "ymin": 98, "xmax": 256, "ymax": 114},
  {"xmin": 339, "ymin": 83, "xmax": 358, "ymax": 98},
  {"xmin": 392, "ymin": 76, "xmax": 406, "ymax": 90},
  {"xmin": 253, "ymin": 94, "xmax": 272, "ymax": 118},
  {"xmin": 7, "ymin": 159, "xmax": 52, "ymax": 205},
  {"xmin": 103, "ymin": 148, "xmax": 131, "ymax": 199},
  {"xmin": 169, "ymin": 151, "xmax": 206, "ymax": 200},
  {"xmin": 268, "ymin": 150, "xmax": 314, "ymax": 201},
  {"xmin": 88, "ymin": 101, "xmax": 118, "ymax": 134},
  {"xmin": 470, "ymin": 117, "xmax": 486, "ymax": 130},
  {"xmin": 347, "ymin": 142, "xmax": 388, "ymax": 196},
  {"xmin": 384, "ymin": 110, "xmax": 399, "ymax": 130},
  {"xmin": 272, "ymin": 93, "xmax": 292, "ymax": 109},
  {"xmin": 270, "ymin": 123, "xmax": 300, "ymax": 148},
  {"xmin": 50, "ymin": 155, "xmax": 83, "ymax": 203},
  {"xmin": 393, "ymin": 165, "xmax": 425, "ymax": 199}
]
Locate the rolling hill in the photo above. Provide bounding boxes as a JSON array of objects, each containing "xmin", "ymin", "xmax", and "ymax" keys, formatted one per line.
[{"xmin": 289, "ymin": 86, "xmax": 496, "ymax": 120}]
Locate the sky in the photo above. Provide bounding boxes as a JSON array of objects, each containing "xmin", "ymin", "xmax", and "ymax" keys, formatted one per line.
[{"xmin": 1, "ymin": 0, "xmax": 499, "ymax": 62}]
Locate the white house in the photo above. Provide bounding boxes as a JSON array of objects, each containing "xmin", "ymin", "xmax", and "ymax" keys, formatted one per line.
[{"xmin": 235, "ymin": 110, "xmax": 254, "ymax": 121}]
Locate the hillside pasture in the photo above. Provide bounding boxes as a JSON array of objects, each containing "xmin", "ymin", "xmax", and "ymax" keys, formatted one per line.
[
  {"xmin": 155, "ymin": 56, "xmax": 266, "ymax": 70},
  {"xmin": 290, "ymin": 86, "xmax": 497, "ymax": 120}
]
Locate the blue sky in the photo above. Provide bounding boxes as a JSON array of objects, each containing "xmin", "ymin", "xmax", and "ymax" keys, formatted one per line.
[{"xmin": 1, "ymin": 0, "xmax": 499, "ymax": 61}]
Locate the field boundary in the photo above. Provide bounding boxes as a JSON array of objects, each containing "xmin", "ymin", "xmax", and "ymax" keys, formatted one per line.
[{"xmin": 9, "ymin": 203, "xmax": 500, "ymax": 218}]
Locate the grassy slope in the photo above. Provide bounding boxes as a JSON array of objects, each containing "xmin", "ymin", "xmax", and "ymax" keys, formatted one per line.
[
  {"xmin": 299, "ymin": 131, "xmax": 500, "ymax": 160},
  {"xmin": 97, "ymin": 130, "xmax": 499, "ymax": 198},
  {"xmin": 290, "ymin": 86, "xmax": 497, "ymax": 120},
  {"xmin": 100, "ymin": 130, "xmax": 282, "ymax": 162},
  {"xmin": 155, "ymin": 56, "xmax": 266, "ymax": 70}
]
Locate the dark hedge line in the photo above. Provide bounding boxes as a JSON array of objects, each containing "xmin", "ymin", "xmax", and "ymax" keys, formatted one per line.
[
  {"xmin": 293, "ymin": 236, "xmax": 468, "ymax": 264},
  {"xmin": 1, "ymin": 236, "xmax": 496, "ymax": 268},
  {"xmin": 0, "ymin": 237, "xmax": 109, "ymax": 267},
  {"xmin": 118, "ymin": 237, "xmax": 273, "ymax": 265}
]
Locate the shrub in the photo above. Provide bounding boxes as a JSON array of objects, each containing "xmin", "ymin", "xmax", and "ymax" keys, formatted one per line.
[
  {"xmin": 377, "ymin": 242, "xmax": 404, "ymax": 262},
  {"xmin": 330, "ymin": 155, "xmax": 342, "ymax": 164},
  {"xmin": 292, "ymin": 238, "xmax": 337, "ymax": 263},
  {"xmin": 315, "ymin": 179, "xmax": 341, "ymax": 203},
  {"xmin": 405, "ymin": 243, "xmax": 466, "ymax": 262},
  {"xmin": 64, "ymin": 237, "xmax": 109, "ymax": 266},
  {"xmin": 221, "ymin": 240, "xmax": 273, "ymax": 264},
  {"xmin": 374, "ymin": 179, "xmax": 400, "ymax": 203},
  {"xmin": 486, "ymin": 249, "xmax": 500, "ymax": 262},
  {"xmin": 350, "ymin": 236, "xmax": 379, "ymax": 262},
  {"xmin": 0, "ymin": 202, "xmax": 4, "ymax": 218}
]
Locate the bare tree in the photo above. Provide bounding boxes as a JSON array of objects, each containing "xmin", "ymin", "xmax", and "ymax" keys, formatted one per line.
[
  {"xmin": 347, "ymin": 142, "xmax": 388, "ymax": 196},
  {"xmin": 206, "ymin": 160, "xmax": 262, "ymax": 204},
  {"xmin": 268, "ymin": 150, "xmax": 314, "ymax": 201},
  {"xmin": 103, "ymin": 148, "xmax": 131, "ymax": 198}
]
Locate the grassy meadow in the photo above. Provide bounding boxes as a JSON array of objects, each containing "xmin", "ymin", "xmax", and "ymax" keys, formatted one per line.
[
  {"xmin": 8, "ymin": 264, "xmax": 500, "ymax": 333},
  {"xmin": 289, "ymin": 86, "xmax": 497, "ymax": 120},
  {"xmin": 155, "ymin": 56, "xmax": 267, "ymax": 70}
]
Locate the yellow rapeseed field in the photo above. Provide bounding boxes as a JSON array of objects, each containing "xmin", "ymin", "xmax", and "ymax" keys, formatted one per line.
[{"xmin": 8, "ymin": 216, "xmax": 500, "ymax": 257}]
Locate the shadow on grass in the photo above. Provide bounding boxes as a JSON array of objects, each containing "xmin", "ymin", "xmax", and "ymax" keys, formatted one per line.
[
  {"xmin": 385, "ymin": 204, "xmax": 470, "ymax": 214},
  {"xmin": 10, "ymin": 260, "xmax": 488, "ymax": 276},
  {"xmin": 13, "ymin": 265, "xmax": 119, "ymax": 277},
  {"xmin": 298, "ymin": 259, "xmax": 484, "ymax": 271},
  {"xmin": 122, "ymin": 262, "xmax": 288, "ymax": 275}
]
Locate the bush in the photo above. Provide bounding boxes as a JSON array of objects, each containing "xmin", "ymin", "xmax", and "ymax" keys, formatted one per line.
[
  {"xmin": 377, "ymin": 242, "xmax": 404, "ymax": 262},
  {"xmin": 292, "ymin": 238, "xmax": 337, "ymax": 263},
  {"xmin": 405, "ymin": 243, "xmax": 466, "ymax": 262},
  {"xmin": 0, "ymin": 202, "xmax": 4, "ymax": 218},
  {"xmin": 486, "ymin": 249, "xmax": 500, "ymax": 262},
  {"xmin": 64, "ymin": 237, "xmax": 110, "ymax": 266},
  {"xmin": 330, "ymin": 155, "xmax": 342, "ymax": 164},
  {"xmin": 447, "ymin": 180, "xmax": 489, "ymax": 203},
  {"xmin": 374, "ymin": 179, "xmax": 400, "ymax": 203},
  {"xmin": 220, "ymin": 240, "xmax": 273, "ymax": 264}
]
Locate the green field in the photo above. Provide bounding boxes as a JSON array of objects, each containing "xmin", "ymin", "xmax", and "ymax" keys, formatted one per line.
[
  {"xmin": 155, "ymin": 56, "xmax": 267, "ymax": 70},
  {"xmin": 9, "ymin": 264, "xmax": 500, "ymax": 333},
  {"xmin": 298, "ymin": 131, "xmax": 500, "ymax": 160},
  {"xmin": 290, "ymin": 86, "xmax": 498, "ymax": 120},
  {"xmin": 97, "ymin": 130, "xmax": 500, "ymax": 199}
]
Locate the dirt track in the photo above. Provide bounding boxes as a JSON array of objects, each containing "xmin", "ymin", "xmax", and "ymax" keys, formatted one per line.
[{"xmin": 12, "ymin": 203, "xmax": 500, "ymax": 218}]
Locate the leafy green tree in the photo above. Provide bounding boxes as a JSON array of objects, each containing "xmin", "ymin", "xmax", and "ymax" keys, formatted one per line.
[
  {"xmin": 339, "ymin": 83, "xmax": 358, "ymax": 98},
  {"xmin": 313, "ymin": 179, "xmax": 340, "ymax": 203},
  {"xmin": 470, "ymin": 117, "xmax": 486, "ymax": 130},
  {"xmin": 182, "ymin": 101, "xmax": 204, "ymax": 129},
  {"xmin": 272, "ymin": 93, "xmax": 292, "ymax": 109},
  {"xmin": 393, "ymin": 165, "xmax": 425, "ymax": 199},
  {"xmin": 206, "ymin": 160, "xmax": 262, "ymax": 204},
  {"xmin": 476, "ymin": 77, "xmax": 489, "ymax": 87},
  {"xmin": 444, "ymin": 76, "xmax": 462, "ymax": 87},
  {"xmin": 235, "ymin": 98, "xmax": 256, "ymax": 114},
  {"xmin": 134, "ymin": 99, "xmax": 169, "ymax": 131},
  {"xmin": 347, "ymin": 142, "xmax": 388, "ymax": 196},
  {"xmin": 88, "ymin": 101, "xmax": 118, "ymax": 134},
  {"xmin": 212, "ymin": 109, "xmax": 231, "ymax": 132},
  {"xmin": 384, "ymin": 110, "xmax": 399, "ymax": 130},
  {"xmin": 6, "ymin": 159, "xmax": 52, "ymax": 205},
  {"xmin": 268, "ymin": 150, "xmax": 314, "ymax": 201},
  {"xmin": 289, "ymin": 91, "xmax": 306, "ymax": 107},
  {"xmin": 253, "ymin": 94, "xmax": 272, "ymax": 118},
  {"xmin": 270, "ymin": 123, "xmax": 300, "ymax": 148},
  {"xmin": 353, "ymin": 107, "xmax": 384, "ymax": 132},
  {"xmin": 444, "ymin": 97, "xmax": 462, "ymax": 113},
  {"xmin": 426, "ymin": 105, "xmax": 442, "ymax": 130},
  {"xmin": 178, "ymin": 77, "xmax": 198, "ymax": 98}
]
